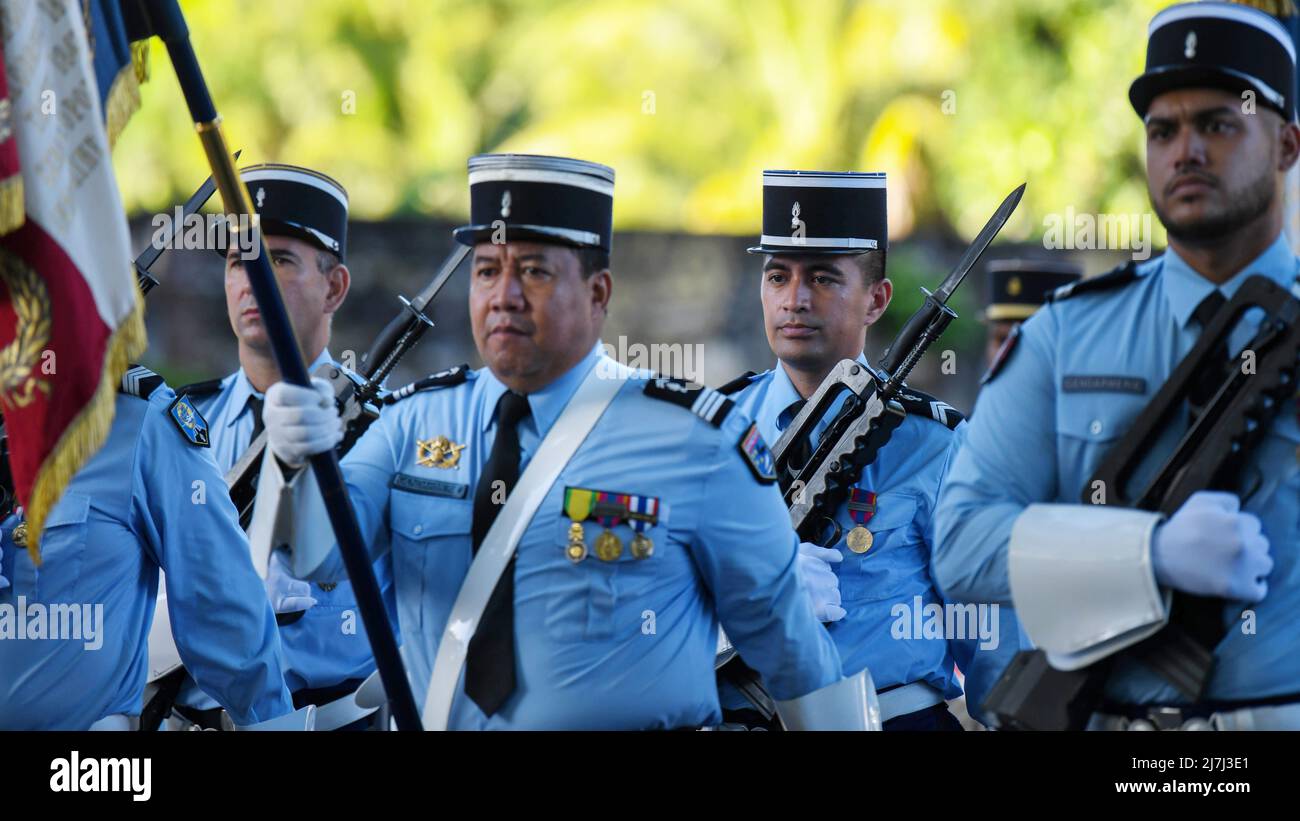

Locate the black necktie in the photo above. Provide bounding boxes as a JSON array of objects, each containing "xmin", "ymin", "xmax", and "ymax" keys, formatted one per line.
[
  {"xmin": 464, "ymin": 390, "xmax": 531, "ymax": 716},
  {"xmin": 247, "ymin": 394, "xmax": 266, "ymax": 441},
  {"xmin": 1188, "ymin": 290, "xmax": 1229, "ymax": 422},
  {"xmin": 781, "ymin": 399, "xmax": 811, "ymax": 486}
]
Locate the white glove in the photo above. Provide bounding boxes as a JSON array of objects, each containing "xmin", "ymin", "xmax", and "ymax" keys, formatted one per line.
[
  {"xmin": 797, "ymin": 541, "xmax": 845, "ymax": 622},
  {"xmin": 263, "ymin": 377, "xmax": 343, "ymax": 468},
  {"xmin": 264, "ymin": 566, "xmax": 317, "ymax": 614},
  {"xmin": 1152, "ymin": 491, "xmax": 1272, "ymax": 602}
]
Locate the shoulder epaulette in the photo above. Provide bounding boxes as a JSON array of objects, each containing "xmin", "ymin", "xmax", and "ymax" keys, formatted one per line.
[
  {"xmin": 643, "ymin": 376, "xmax": 735, "ymax": 428},
  {"xmin": 174, "ymin": 377, "xmax": 224, "ymax": 399},
  {"xmin": 717, "ymin": 371, "xmax": 759, "ymax": 396},
  {"xmin": 383, "ymin": 364, "xmax": 472, "ymax": 405},
  {"xmin": 1047, "ymin": 261, "xmax": 1139, "ymax": 303},
  {"xmin": 121, "ymin": 365, "xmax": 211, "ymax": 447},
  {"xmin": 894, "ymin": 387, "xmax": 964, "ymax": 431},
  {"xmin": 119, "ymin": 364, "xmax": 166, "ymax": 400}
]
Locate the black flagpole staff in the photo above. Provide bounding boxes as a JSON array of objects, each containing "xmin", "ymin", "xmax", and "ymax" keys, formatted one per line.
[{"xmin": 127, "ymin": 0, "xmax": 422, "ymax": 731}]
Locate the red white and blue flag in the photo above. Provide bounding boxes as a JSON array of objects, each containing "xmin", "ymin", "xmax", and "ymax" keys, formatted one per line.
[{"xmin": 0, "ymin": 0, "xmax": 147, "ymax": 559}]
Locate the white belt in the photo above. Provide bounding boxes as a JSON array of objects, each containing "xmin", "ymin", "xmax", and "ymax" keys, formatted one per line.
[
  {"xmin": 878, "ymin": 682, "xmax": 945, "ymax": 723},
  {"xmin": 313, "ymin": 671, "xmax": 384, "ymax": 731},
  {"xmin": 1091, "ymin": 702, "xmax": 1300, "ymax": 731},
  {"xmin": 88, "ymin": 714, "xmax": 139, "ymax": 731}
]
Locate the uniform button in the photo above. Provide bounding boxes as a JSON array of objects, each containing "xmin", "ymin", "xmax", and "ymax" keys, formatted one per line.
[
  {"xmin": 1089, "ymin": 420, "xmax": 1103, "ymax": 435},
  {"xmin": 413, "ymin": 524, "xmax": 423, "ymax": 535}
]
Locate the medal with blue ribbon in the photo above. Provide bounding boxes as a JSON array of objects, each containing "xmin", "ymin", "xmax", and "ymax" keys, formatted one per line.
[{"xmin": 627, "ymin": 495, "xmax": 660, "ymax": 559}]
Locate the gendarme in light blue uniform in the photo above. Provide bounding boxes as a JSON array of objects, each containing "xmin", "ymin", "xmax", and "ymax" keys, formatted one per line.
[
  {"xmin": 193, "ymin": 348, "xmax": 394, "ymax": 694},
  {"xmin": 0, "ymin": 379, "xmax": 293, "ymax": 729},
  {"xmin": 727, "ymin": 357, "xmax": 970, "ymax": 700},
  {"xmin": 291, "ymin": 341, "xmax": 843, "ymax": 729},
  {"xmin": 935, "ymin": 234, "xmax": 1300, "ymax": 705}
]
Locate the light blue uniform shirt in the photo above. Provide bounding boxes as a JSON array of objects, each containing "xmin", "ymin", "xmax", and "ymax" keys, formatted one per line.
[
  {"xmin": 193, "ymin": 348, "xmax": 394, "ymax": 693},
  {"xmin": 728, "ymin": 358, "xmax": 967, "ymax": 700},
  {"xmin": 935, "ymin": 234, "xmax": 1300, "ymax": 705},
  {"xmin": 293, "ymin": 341, "xmax": 843, "ymax": 729},
  {"xmin": 0, "ymin": 387, "xmax": 293, "ymax": 729}
]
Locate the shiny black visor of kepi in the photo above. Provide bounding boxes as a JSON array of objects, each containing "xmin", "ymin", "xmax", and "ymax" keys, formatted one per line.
[
  {"xmin": 453, "ymin": 154, "xmax": 616, "ymax": 253},
  {"xmin": 1129, "ymin": 1, "xmax": 1297, "ymax": 120},
  {"xmin": 984, "ymin": 259, "xmax": 1082, "ymax": 322},
  {"xmin": 747, "ymin": 170, "xmax": 887, "ymax": 255},
  {"xmin": 214, "ymin": 163, "xmax": 350, "ymax": 261}
]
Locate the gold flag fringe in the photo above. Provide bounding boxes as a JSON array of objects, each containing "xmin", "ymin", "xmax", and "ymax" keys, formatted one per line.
[
  {"xmin": 0, "ymin": 174, "xmax": 23, "ymax": 237},
  {"xmin": 23, "ymin": 283, "xmax": 146, "ymax": 563},
  {"xmin": 104, "ymin": 40, "xmax": 151, "ymax": 150}
]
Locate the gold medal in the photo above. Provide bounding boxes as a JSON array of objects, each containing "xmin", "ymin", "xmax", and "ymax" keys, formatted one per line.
[
  {"xmin": 846, "ymin": 525, "xmax": 873, "ymax": 554},
  {"xmin": 630, "ymin": 533, "xmax": 654, "ymax": 560},
  {"xmin": 12, "ymin": 521, "xmax": 26, "ymax": 548},
  {"xmin": 566, "ymin": 522, "xmax": 588, "ymax": 563},
  {"xmin": 595, "ymin": 528, "xmax": 623, "ymax": 562}
]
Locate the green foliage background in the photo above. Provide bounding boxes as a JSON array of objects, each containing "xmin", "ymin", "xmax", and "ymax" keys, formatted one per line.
[{"xmin": 115, "ymin": 0, "xmax": 1169, "ymax": 244}]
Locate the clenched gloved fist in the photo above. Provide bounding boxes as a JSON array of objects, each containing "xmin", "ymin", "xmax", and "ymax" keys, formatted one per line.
[
  {"xmin": 263, "ymin": 377, "xmax": 344, "ymax": 468},
  {"xmin": 797, "ymin": 541, "xmax": 846, "ymax": 623},
  {"xmin": 1152, "ymin": 490, "xmax": 1272, "ymax": 603}
]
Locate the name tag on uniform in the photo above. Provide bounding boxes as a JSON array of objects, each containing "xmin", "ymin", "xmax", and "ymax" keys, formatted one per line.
[
  {"xmin": 1061, "ymin": 375, "xmax": 1148, "ymax": 395},
  {"xmin": 390, "ymin": 473, "xmax": 469, "ymax": 499}
]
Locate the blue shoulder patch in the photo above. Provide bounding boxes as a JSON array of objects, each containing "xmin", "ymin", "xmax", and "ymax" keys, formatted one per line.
[
  {"xmin": 168, "ymin": 394, "xmax": 211, "ymax": 447},
  {"xmin": 737, "ymin": 421, "xmax": 776, "ymax": 484}
]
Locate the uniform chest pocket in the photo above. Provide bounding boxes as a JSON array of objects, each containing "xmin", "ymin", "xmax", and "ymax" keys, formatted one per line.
[
  {"xmin": 1056, "ymin": 391, "xmax": 1156, "ymax": 501},
  {"xmin": 838, "ymin": 491, "xmax": 923, "ymax": 602},
  {"xmin": 388, "ymin": 491, "xmax": 473, "ymax": 631},
  {"xmin": 544, "ymin": 517, "xmax": 667, "ymax": 642},
  {"xmin": 34, "ymin": 492, "xmax": 91, "ymax": 603}
]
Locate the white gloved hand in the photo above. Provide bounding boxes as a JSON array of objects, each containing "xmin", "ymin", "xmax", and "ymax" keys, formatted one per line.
[
  {"xmin": 263, "ymin": 377, "xmax": 343, "ymax": 468},
  {"xmin": 1152, "ymin": 491, "xmax": 1272, "ymax": 602},
  {"xmin": 264, "ymin": 567, "xmax": 318, "ymax": 614},
  {"xmin": 797, "ymin": 541, "xmax": 846, "ymax": 622}
]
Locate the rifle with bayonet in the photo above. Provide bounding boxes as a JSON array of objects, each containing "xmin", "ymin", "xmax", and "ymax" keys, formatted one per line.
[
  {"xmin": 715, "ymin": 184, "xmax": 1026, "ymax": 727},
  {"xmin": 224, "ymin": 243, "xmax": 470, "ymax": 529},
  {"xmin": 775, "ymin": 183, "xmax": 1026, "ymax": 545},
  {"xmin": 982, "ymin": 273, "xmax": 1300, "ymax": 731}
]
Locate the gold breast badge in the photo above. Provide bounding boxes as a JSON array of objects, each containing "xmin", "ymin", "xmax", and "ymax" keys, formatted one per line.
[{"xmin": 416, "ymin": 435, "xmax": 466, "ymax": 469}]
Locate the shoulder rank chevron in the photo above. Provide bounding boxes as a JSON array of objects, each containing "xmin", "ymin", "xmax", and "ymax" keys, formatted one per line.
[
  {"xmin": 120, "ymin": 365, "xmax": 210, "ymax": 447},
  {"xmin": 1047, "ymin": 261, "xmax": 1139, "ymax": 303},
  {"xmin": 643, "ymin": 377, "xmax": 734, "ymax": 427},
  {"xmin": 119, "ymin": 364, "xmax": 165, "ymax": 400},
  {"xmin": 383, "ymin": 364, "xmax": 471, "ymax": 405},
  {"xmin": 895, "ymin": 387, "xmax": 964, "ymax": 431}
]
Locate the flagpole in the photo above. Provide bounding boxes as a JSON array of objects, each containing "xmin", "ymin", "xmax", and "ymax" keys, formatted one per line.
[{"xmin": 133, "ymin": 0, "xmax": 422, "ymax": 731}]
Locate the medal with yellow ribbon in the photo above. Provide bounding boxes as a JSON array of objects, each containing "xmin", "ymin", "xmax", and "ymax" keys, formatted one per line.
[
  {"xmin": 846, "ymin": 488, "xmax": 877, "ymax": 554},
  {"xmin": 562, "ymin": 487, "xmax": 594, "ymax": 563}
]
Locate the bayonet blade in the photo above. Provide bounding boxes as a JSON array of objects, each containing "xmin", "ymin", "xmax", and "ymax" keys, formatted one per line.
[
  {"xmin": 409, "ymin": 244, "xmax": 472, "ymax": 314},
  {"xmin": 933, "ymin": 182, "xmax": 1025, "ymax": 304}
]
